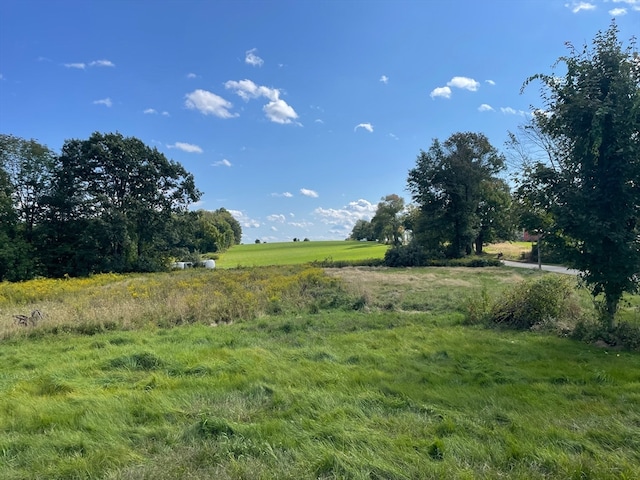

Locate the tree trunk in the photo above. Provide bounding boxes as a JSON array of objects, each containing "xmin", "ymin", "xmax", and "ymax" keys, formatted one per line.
[{"xmin": 474, "ymin": 234, "xmax": 483, "ymax": 255}]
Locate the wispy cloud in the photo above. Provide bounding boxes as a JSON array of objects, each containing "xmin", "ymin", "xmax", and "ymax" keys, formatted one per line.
[
  {"xmin": 267, "ymin": 214, "xmax": 286, "ymax": 223},
  {"xmin": 185, "ymin": 89, "xmax": 238, "ymax": 118},
  {"xmin": 245, "ymin": 48, "xmax": 264, "ymax": 67},
  {"xmin": 271, "ymin": 192, "xmax": 293, "ymax": 198},
  {"xmin": 389, "ymin": 133, "xmax": 399, "ymax": 140},
  {"xmin": 167, "ymin": 142, "xmax": 203, "ymax": 153},
  {"xmin": 144, "ymin": 108, "xmax": 157, "ymax": 114},
  {"xmin": 93, "ymin": 98, "xmax": 112, "ymax": 107},
  {"xmin": 213, "ymin": 159, "xmax": 232, "ymax": 167},
  {"xmin": 354, "ymin": 123, "xmax": 374, "ymax": 133},
  {"xmin": 565, "ymin": 2, "xmax": 596, "ymax": 13},
  {"xmin": 430, "ymin": 86, "xmax": 451, "ymax": 99},
  {"xmin": 89, "ymin": 59, "xmax": 115, "ymax": 67},
  {"xmin": 186, "ymin": 72, "xmax": 198, "ymax": 79},
  {"xmin": 300, "ymin": 188, "xmax": 319, "ymax": 198},
  {"xmin": 229, "ymin": 210, "xmax": 261, "ymax": 228},
  {"xmin": 380, "ymin": 75, "xmax": 389, "ymax": 84},
  {"xmin": 500, "ymin": 106, "xmax": 530, "ymax": 117},
  {"xmin": 225, "ymin": 79, "xmax": 299, "ymax": 124},
  {"xmin": 609, "ymin": 7, "xmax": 627, "ymax": 15},
  {"xmin": 478, "ymin": 104, "xmax": 494, "ymax": 112},
  {"xmin": 65, "ymin": 59, "xmax": 115, "ymax": 69},
  {"xmin": 485, "ymin": 79, "xmax": 496, "ymax": 86}
]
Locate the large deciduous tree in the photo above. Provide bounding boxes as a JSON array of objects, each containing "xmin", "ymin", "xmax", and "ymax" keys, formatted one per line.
[
  {"xmin": 370, "ymin": 194, "xmax": 405, "ymax": 245},
  {"xmin": 41, "ymin": 132, "xmax": 201, "ymax": 275},
  {"xmin": 407, "ymin": 132, "xmax": 506, "ymax": 258},
  {"xmin": 524, "ymin": 23, "xmax": 640, "ymax": 327},
  {"xmin": 0, "ymin": 134, "xmax": 56, "ymax": 241}
]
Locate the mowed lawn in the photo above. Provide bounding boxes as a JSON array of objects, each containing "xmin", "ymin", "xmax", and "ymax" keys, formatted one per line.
[{"xmin": 215, "ymin": 240, "xmax": 388, "ymax": 268}]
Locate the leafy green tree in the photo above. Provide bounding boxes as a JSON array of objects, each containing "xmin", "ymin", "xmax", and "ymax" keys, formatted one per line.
[
  {"xmin": 191, "ymin": 208, "xmax": 242, "ymax": 253},
  {"xmin": 407, "ymin": 132, "xmax": 506, "ymax": 258},
  {"xmin": 524, "ymin": 23, "xmax": 640, "ymax": 327},
  {"xmin": 370, "ymin": 194, "xmax": 405, "ymax": 245},
  {"xmin": 0, "ymin": 134, "xmax": 56, "ymax": 241},
  {"xmin": 349, "ymin": 219, "xmax": 374, "ymax": 241},
  {"xmin": 41, "ymin": 132, "xmax": 201, "ymax": 275}
]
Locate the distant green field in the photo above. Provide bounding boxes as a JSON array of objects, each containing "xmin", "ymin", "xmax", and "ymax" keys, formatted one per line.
[{"xmin": 215, "ymin": 240, "xmax": 388, "ymax": 268}]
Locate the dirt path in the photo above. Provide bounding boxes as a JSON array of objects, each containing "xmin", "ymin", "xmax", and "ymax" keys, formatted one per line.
[{"xmin": 502, "ymin": 260, "xmax": 580, "ymax": 276}]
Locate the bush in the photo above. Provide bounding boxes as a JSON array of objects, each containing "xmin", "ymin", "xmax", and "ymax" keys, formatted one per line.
[
  {"xmin": 488, "ymin": 275, "xmax": 582, "ymax": 330},
  {"xmin": 384, "ymin": 243, "xmax": 501, "ymax": 268},
  {"xmin": 384, "ymin": 243, "xmax": 429, "ymax": 267}
]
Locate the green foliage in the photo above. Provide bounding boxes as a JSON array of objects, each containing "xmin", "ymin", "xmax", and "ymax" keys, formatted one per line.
[
  {"xmin": 488, "ymin": 275, "xmax": 582, "ymax": 330},
  {"xmin": 384, "ymin": 242, "xmax": 502, "ymax": 268},
  {"xmin": 407, "ymin": 132, "xmax": 508, "ymax": 258},
  {"xmin": 349, "ymin": 219, "xmax": 374, "ymax": 241},
  {"xmin": 369, "ymin": 194, "xmax": 405, "ymax": 245},
  {"xmin": 523, "ymin": 22, "xmax": 640, "ymax": 327}
]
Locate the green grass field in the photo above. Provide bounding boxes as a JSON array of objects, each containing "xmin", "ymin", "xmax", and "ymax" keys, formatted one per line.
[
  {"xmin": 215, "ymin": 240, "xmax": 388, "ymax": 268},
  {"xmin": 1, "ymin": 242, "xmax": 639, "ymax": 479}
]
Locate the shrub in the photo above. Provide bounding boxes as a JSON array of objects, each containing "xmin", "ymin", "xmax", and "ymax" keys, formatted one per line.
[
  {"xmin": 384, "ymin": 243, "xmax": 428, "ymax": 267},
  {"xmin": 488, "ymin": 275, "xmax": 582, "ymax": 330}
]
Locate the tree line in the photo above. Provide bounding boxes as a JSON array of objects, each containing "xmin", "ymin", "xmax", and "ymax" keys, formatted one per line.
[
  {"xmin": 351, "ymin": 23, "xmax": 639, "ymax": 327},
  {"xmin": 0, "ymin": 132, "xmax": 241, "ymax": 281}
]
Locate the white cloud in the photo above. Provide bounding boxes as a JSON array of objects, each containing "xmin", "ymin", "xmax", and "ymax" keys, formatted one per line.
[
  {"xmin": 271, "ymin": 192, "xmax": 293, "ymax": 198},
  {"xmin": 144, "ymin": 108, "xmax": 157, "ymax": 114},
  {"xmin": 213, "ymin": 159, "xmax": 232, "ymax": 167},
  {"xmin": 93, "ymin": 98, "xmax": 112, "ymax": 107},
  {"xmin": 0, "ymin": 73, "xmax": 4, "ymax": 80},
  {"xmin": 380, "ymin": 75, "xmax": 389, "ymax": 84},
  {"xmin": 566, "ymin": 2, "xmax": 596, "ymax": 13},
  {"xmin": 185, "ymin": 89, "xmax": 237, "ymax": 118},
  {"xmin": 430, "ymin": 86, "xmax": 452, "ymax": 99},
  {"xmin": 300, "ymin": 188, "xmax": 319, "ymax": 198},
  {"xmin": 313, "ymin": 199, "xmax": 377, "ymax": 230},
  {"xmin": 354, "ymin": 123, "xmax": 374, "ymax": 133},
  {"xmin": 264, "ymin": 99, "xmax": 299, "ymax": 124},
  {"xmin": 447, "ymin": 76, "xmax": 480, "ymax": 91},
  {"xmin": 500, "ymin": 106, "xmax": 529, "ymax": 117},
  {"xmin": 229, "ymin": 210, "xmax": 260, "ymax": 228},
  {"xmin": 486, "ymin": 79, "xmax": 496, "ymax": 86},
  {"xmin": 267, "ymin": 214, "xmax": 286, "ymax": 223},
  {"xmin": 167, "ymin": 142, "xmax": 203, "ymax": 153},
  {"xmin": 609, "ymin": 7, "xmax": 627, "ymax": 15},
  {"xmin": 225, "ymin": 79, "xmax": 279, "ymax": 101},
  {"xmin": 186, "ymin": 72, "xmax": 197, "ymax": 79},
  {"xmin": 245, "ymin": 48, "xmax": 264, "ymax": 67},
  {"xmin": 315, "ymin": 119, "xmax": 324, "ymax": 124},
  {"xmin": 162, "ymin": 111, "xmax": 170, "ymax": 116},
  {"xmin": 271, "ymin": 226, "xmax": 278, "ymax": 232},
  {"xmin": 478, "ymin": 104, "xmax": 494, "ymax": 112},
  {"xmin": 290, "ymin": 221, "xmax": 314, "ymax": 229},
  {"xmin": 90, "ymin": 59, "xmax": 115, "ymax": 67},
  {"xmin": 389, "ymin": 133, "xmax": 399, "ymax": 140},
  {"xmin": 432, "ymin": 76, "xmax": 481, "ymax": 99},
  {"xmin": 225, "ymin": 79, "xmax": 299, "ymax": 124},
  {"xmin": 66, "ymin": 59, "xmax": 115, "ymax": 69}
]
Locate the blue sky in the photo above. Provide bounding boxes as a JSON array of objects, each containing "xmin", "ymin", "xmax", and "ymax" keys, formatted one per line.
[{"xmin": 1, "ymin": 1, "xmax": 638, "ymax": 243}]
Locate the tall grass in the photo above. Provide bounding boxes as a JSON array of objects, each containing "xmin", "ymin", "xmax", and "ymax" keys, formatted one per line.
[{"xmin": 1, "ymin": 264, "xmax": 639, "ymax": 478}]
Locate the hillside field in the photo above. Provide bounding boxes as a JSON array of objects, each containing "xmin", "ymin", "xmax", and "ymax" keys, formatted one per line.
[{"xmin": 215, "ymin": 240, "xmax": 388, "ymax": 268}]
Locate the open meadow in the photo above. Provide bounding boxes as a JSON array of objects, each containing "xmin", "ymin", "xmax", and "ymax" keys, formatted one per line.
[
  {"xmin": 1, "ymin": 243, "xmax": 639, "ymax": 479},
  {"xmin": 214, "ymin": 240, "xmax": 388, "ymax": 268}
]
